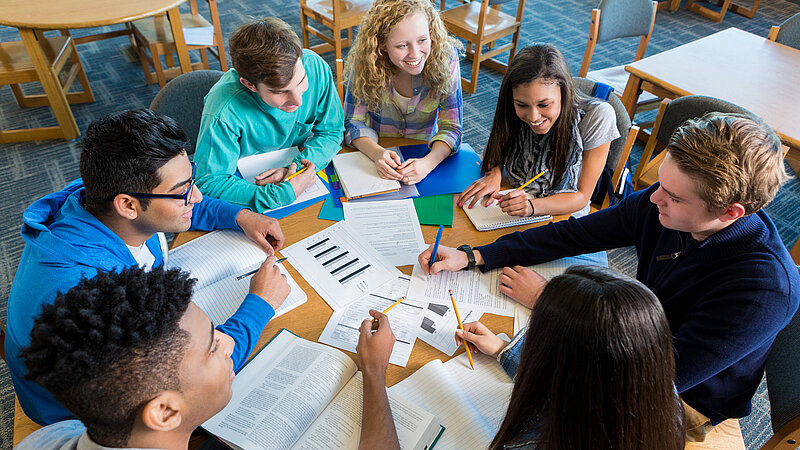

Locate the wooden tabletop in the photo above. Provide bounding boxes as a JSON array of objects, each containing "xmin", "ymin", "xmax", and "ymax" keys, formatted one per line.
[
  {"xmin": 624, "ymin": 27, "xmax": 800, "ymax": 149},
  {"xmin": 175, "ymin": 197, "xmax": 566, "ymax": 386},
  {"xmin": 0, "ymin": 0, "xmax": 186, "ymax": 29}
]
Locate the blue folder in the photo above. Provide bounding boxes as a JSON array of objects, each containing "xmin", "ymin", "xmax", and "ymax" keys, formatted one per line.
[{"xmin": 399, "ymin": 143, "xmax": 482, "ymax": 197}]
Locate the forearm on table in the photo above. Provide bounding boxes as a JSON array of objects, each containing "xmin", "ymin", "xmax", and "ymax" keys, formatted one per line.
[
  {"xmin": 424, "ymin": 141, "xmax": 452, "ymax": 166},
  {"xmin": 529, "ymin": 190, "xmax": 592, "ymax": 216},
  {"xmin": 352, "ymin": 136, "xmax": 385, "ymax": 161},
  {"xmin": 196, "ymin": 174, "xmax": 297, "ymax": 213},
  {"xmin": 359, "ymin": 372, "xmax": 399, "ymax": 449}
]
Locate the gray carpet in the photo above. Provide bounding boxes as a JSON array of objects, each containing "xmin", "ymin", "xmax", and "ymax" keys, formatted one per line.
[{"xmin": 2, "ymin": 0, "xmax": 799, "ymax": 448}]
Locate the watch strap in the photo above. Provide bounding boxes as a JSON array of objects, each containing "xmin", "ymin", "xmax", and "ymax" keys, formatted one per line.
[{"xmin": 458, "ymin": 245, "xmax": 476, "ymax": 271}]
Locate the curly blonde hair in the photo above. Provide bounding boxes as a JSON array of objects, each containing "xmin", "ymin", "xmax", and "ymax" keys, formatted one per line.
[{"xmin": 344, "ymin": 0, "xmax": 461, "ymax": 110}]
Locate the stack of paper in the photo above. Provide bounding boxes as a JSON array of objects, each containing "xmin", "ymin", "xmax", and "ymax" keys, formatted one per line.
[{"xmin": 181, "ymin": 15, "xmax": 215, "ymax": 46}]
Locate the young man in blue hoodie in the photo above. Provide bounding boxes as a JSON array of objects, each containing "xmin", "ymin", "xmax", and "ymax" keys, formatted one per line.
[
  {"xmin": 419, "ymin": 113, "xmax": 800, "ymax": 442},
  {"xmin": 6, "ymin": 109, "xmax": 291, "ymax": 426}
]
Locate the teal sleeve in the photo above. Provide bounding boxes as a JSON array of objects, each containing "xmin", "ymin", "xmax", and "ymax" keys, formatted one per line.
[
  {"xmin": 291, "ymin": 61, "xmax": 344, "ymax": 170},
  {"xmin": 195, "ymin": 115, "xmax": 298, "ymax": 213}
]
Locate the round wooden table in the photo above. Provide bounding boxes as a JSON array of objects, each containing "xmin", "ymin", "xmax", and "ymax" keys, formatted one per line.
[{"xmin": 0, "ymin": 0, "xmax": 192, "ymax": 141}]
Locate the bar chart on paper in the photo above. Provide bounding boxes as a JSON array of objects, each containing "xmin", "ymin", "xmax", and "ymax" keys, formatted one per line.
[{"xmin": 282, "ymin": 221, "xmax": 401, "ymax": 310}]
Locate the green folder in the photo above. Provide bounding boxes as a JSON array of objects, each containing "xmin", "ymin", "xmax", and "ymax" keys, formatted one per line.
[{"xmin": 414, "ymin": 194, "xmax": 454, "ymax": 227}]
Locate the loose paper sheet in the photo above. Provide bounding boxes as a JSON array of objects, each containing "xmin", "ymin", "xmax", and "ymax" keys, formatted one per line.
[
  {"xmin": 408, "ymin": 265, "xmax": 515, "ymax": 317},
  {"xmin": 343, "ymin": 199, "xmax": 426, "ymax": 266},
  {"xmin": 319, "ymin": 276, "xmax": 421, "ymax": 367},
  {"xmin": 282, "ymin": 221, "xmax": 401, "ymax": 310}
]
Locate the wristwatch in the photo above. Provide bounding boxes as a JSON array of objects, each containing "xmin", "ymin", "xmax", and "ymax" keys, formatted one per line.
[{"xmin": 457, "ymin": 245, "xmax": 476, "ymax": 271}]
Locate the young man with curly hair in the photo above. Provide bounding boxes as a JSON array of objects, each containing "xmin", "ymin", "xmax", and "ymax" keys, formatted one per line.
[
  {"xmin": 420, "ymin": 113, "xmax": 800, "ymax": 441},
  {"xmin": 7, "ymin": 109, "xmax": 291, "ymax": 426},
  {"xmin": 16, "ymin": 267, "xmax": 397, "ymax": 450},
  {"xmin": 194, "ymin": 17, "xmax": 344, "ymax": 213}
]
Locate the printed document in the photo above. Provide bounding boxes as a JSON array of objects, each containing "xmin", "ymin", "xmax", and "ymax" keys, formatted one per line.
[
  {"xmin": 319, "ymin": 275, "xmax": 421, "ymax": 367},
  {"xmin": 343, "ymin": 199, "xmax": 426, "ymax": 266},
  {"xmin": 282, "ymin": 221, "xmax": 401, "ymax": 310}
]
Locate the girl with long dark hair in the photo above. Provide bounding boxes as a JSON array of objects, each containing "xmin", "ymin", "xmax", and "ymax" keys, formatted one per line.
[
  {"xmin": 456, "ymin": 266, "xmax": 685, "ymax": 449},
  {"xmin": 458, "ymin": 44, "xmax": 618, "ymax": 217}
]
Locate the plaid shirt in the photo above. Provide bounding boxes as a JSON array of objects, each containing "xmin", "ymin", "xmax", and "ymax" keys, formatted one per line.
[{"xmin": 344, "ymin": 51, "xmax": 462, "ymax": 152}]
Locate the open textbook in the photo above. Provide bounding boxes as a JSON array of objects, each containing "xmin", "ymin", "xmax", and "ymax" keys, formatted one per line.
[
  {"xmin": 168, "ymin": 229, "xmax": 307, "ymax": 325},
  {"xmin": 332, "ymin": 151, "xmax": 400, "ymax": 199},
  {"xmin": 389, "ymin": 335, "xmax": 513, "ymax": 450},
  {"xmin": 203, "ymin": 329, "xmax": 443, "ymax": 450}
]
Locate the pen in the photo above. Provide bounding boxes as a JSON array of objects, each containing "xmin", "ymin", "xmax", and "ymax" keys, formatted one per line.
[
  {"xmin": 373, "ymin": 297, "xmax": 405, "ymax": 323},
  {"xmin": 429, "ymin": 225, "xmax": 443, "ymax": 270},
  {"xmin": 449, "ymin": 289, "xmax": 474, "ymax": 370},
  {"xmin": 283, "ymin": 165, "xmax": 308, "ymax": 182},
  {"xmin": 236, "ymin": 257, "xmax": 287, "ymax": 280},
  {"xmin": 516, "ymin": 168, "xmax": 549, "ymax": 191}
]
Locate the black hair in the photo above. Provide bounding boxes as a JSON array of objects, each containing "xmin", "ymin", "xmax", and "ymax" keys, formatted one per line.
[
  {"xmin": 22, "ymin": 267, "xmax": 195, "ymax": 447},
  {"xmin": 483, "ymin": 44, "xmax": 586, "ymax": 188},
  {"xmin": 79, "ymin": 109, "xmax": 189, "ymax": 215},
  {"xmin": 490, "ymin": 266, "xmax": 685, "ymax": 450}
]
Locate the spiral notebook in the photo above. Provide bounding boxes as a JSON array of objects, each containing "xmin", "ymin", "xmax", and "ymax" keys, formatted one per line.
[{"xmin": 462, "ymin": 191, "xmax": 551, "ymax": 231}]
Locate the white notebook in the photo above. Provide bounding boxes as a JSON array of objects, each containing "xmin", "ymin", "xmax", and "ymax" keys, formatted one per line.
[
  {"xmin": 463, "ymin": 190, "xmax": 551, "ymax": 231},
  {"xmin": 332, "ymin": 151, "xmax": 400, "ymax": 199}
]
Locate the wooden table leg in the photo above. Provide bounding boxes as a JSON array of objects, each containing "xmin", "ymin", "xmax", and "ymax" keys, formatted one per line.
[
  {"xmin": 19, "ymin": 28, "xmax": 80, "ymax": 140},
  {"xmin": 621, "ymin": 72, "xmax": 643, "ymax": 120},
  {"xmin": 166, "ymin": 6, "xmax": 192, "ymax": 75}
]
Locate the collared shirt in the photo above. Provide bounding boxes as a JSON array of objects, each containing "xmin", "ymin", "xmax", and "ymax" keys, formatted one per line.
[
  {"xmin": 16, "ymin": 420, "xmax": 166, "ymax": 450},
  {"xmin": 343, "ymin": 50, "xmax": 462, "ymax": 152}
]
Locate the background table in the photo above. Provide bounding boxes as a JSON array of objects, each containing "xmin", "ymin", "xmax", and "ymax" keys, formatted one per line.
[
  {"xmin": 0, "ymin": 0, "xmax": 192, "ymax": 141},
  {"xmin": 621, "ymin": 27, "xmax": 800, "ymax": 151}
]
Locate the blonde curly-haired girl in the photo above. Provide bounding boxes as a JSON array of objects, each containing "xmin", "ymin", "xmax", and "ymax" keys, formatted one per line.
[{"xmin": 343, "ymin": 0, "xmax": 462, "ymax": 185}]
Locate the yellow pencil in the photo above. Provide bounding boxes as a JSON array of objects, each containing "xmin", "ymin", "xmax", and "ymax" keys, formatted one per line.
[
  {"xmin": 516, "ymin": 168, "xmax": 549, "ymax": 190},
  {"xmin": 373, "ymin": 297, "xmax": 405, "ymax": 323},
  {"xmin": 382, "ymin": 296, "xmax": 405, "ymax": 315},
  {"xmin": 449, "ymin": 289, "xmax": 474, "ymax": 370},
  {"xmin": 283, "ymin": 165, "xmax": 308, "ymax": 182}
]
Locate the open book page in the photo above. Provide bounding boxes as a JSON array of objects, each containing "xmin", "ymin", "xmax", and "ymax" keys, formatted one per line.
[
  {"xmin": 319, "ymin": 275, "xmax": 420, "ymax": 367},
  {"xmin": 332, "ymin": 151, "xmax": 400, "ymax": 199},
  {"xmin": 282, "ymin": 221, "xmax": 401, "ymax": 310},
  {"xmin": 342, "ymin": 199, "xmax": 426, "ymax": 266},
  {"xmin": 294, "ymin": 372, "xmax": 440, "ymax": 450},
  {"xmin": 389, "ymin": 336, "xmax": 513, "ymax": 450},
  {"xmin": 408, "ymin": 264, "xmax": 514, "ymax": 317},
  {"xmin": 168, "ymin": 229, "xmax": 265, "ymax": 290},
  {"xmin": 192, "ymin": 261, "xmax": 306, "ymax": 325},
  {"xmin": 168, "ymin": 230, "xmax": 306, "ymax": 325},
  {"xmin": 513, "ymin": 252, "xmax": 609, "ymax": 334},
  {"xmin": 203, "ymin": 330, "xmax": 358, "ymax": 449}
]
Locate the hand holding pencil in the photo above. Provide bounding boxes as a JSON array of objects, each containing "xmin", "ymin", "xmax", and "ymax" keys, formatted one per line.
[
  {"xmin": 449, "ymin": 289, "xmax": 474, "ymax": 370},
  {"xmin": 493, "ymin": 168, "xmax": 548, "ymax": 217}
]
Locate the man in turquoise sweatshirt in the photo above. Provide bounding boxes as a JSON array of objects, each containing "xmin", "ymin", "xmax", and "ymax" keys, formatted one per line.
[{"xmin": 194, "ymin": 17, "xmax": 344, "ymax": 213}]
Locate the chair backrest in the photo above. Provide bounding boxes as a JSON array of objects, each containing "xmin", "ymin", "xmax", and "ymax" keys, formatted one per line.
[
  {"xmin": 774, "ymin": 12, "xmax": 800, "ymax": 50},
  {"xmin": 573, "ymin": 77, "xmax": 631, "ymax": 174},
  {"xmin": 653, "ymin": 95, "xmax": 756, "ymax": 147},
  {"xmin": 764, "ymin": 267, "xmax": 800, "ymax": 443},
  {"xmin": 149, "ymin": 69, "xmax": 224, "ymax": 155},
  {"xmin": 596, "ymin": 0, "xmax": 656, "ymax": 43}
]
